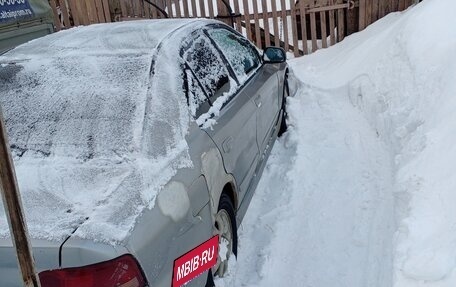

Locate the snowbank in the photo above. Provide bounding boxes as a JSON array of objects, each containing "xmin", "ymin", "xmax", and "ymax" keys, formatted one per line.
[{"xmin": 291, "ymin": 0, "xmax": 456, "ymax": 286}]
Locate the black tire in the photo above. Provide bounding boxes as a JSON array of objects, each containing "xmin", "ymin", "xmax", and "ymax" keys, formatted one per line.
[
  {"xmin": 278, "ymin": 75, "xmax": 289, "ymax": 137},
  {"xmin": 218, "ymin": 193, "xmax": 238, "ymax": 257},
  {"xmin": 205, "ymin": 270, "xmax": 215, "ymax": 287},
  {"xmin": 206, "ymin": 194, "xmax": 238, "ymax": 286}
]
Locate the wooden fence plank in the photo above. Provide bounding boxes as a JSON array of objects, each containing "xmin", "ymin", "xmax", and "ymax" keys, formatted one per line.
[
  {"xmin": 252, "ymin": 0, "xmax": 262, "ymax": 48},
  {"xmin": 190, "ymin": 0, "xmax": 197, "ymax": 17},
  {"xmin": 144, "ymin": 1, "xmax": 151, "ymax": 18},
  {"xmin": 74, "ymin": 0, "xmax": 84, "ymax": 24},
  {"xmin": 337, "ymin": 8, "xmax": 344, "ymax": 42},
  {"xmin": 392, "ymin": 0, "xmax": 398, "ymax": 12},
  {"xmin": 346, "ymin": 2, "xmax": 357, "ymax": 35},
  {"xmin": 309, "ymin": 12, "xmax": 317, "ymax": 52},
  {"xmin": 166, "ymin": 0, "xmax": 173, "ymax": 17},
  {"xmin": 359, "ymin": 0, "xmax": 366, "ymax": 30},
  {"xmin": 123, "ymin": 0, "xmax": 133, "ymax": 18},
  {"xmin": 183, "ymin": 0, "xmax": 190, "ymax": 17},
  {"xmin": 378, "ymin": 0, "xmax": 385, "ymax": 18},
  {"xmin": 382, "ymin": 0, "xmax": 388, "ymax": 14},
  {"xmin": 92, "ymin": 0, "xmax": 102, "ymax": 21},
  {"xmin": 299, "ymin": 0, "xmax": 308, "ymax": 54},
  {"xmin": 86, "ymin": 0, "xmax": 98, "ymax": 23},
  {"xmin": 81, "ymin": 0, "xmax": 91, "ymax": 23},
  {"xmin": 242, "ymin": 0, "xmax": 253, "ymax": 41},
  {"xmin": 199, "ymin": 0, "xmax": 206, "ymax": 17},
  {"xmin": 280, "ymin": 0, "xmax": 289, "ymax": 51},
  {"xmin": 60, "ymin": 0, "xmax": 71, "ymax": 27},
  {"xmin": 94, "ymin": 0, "xmax": 106, "ymax": 23},
  {"xmin": 289, "ymin": 0, "xmax": 299, "ymax": 56},
  {"xmin": 120, "ymin": 0, "xmax": 128, "ymax": 17},
  {"xmin": 48, "ymin": 0, "xmax": 61, "ymax": 31},
  {"xmin": 271, "ymin": 0, "xmax": 280, "ymax": 46},
  {"xmin": 175, "ymin": 0, "xmax": 182, "ymax": 18},
  {"xmin": 387, "ymin": 0, "xmax": 392, "ymax": 13},
  {"xmin": 320, "ymin": 11, "xmax": 327, "ymax": 48},
  {"xmin": 67, "ymin": 0, "xmax": 80, "ymax": 26},
  {"xmin": 261, "ymin": 0, "xmax": 270, "ymax": 47},
  {"xmin": 233, "ymin": 0, "xmax": 242, "ymax": 32},
  {"xmin": 365, "ymin": 0, "xmax": 372, "ymax": 26},
  {"xmin": 328, "ymin": 9, "xmax": 335, "ymax": 45},
  {"xmin": 130, "ymin": 0, "xmax": 141, "ymax": 18},
  {"xmin": 372, "ymin": 0, "xmax": 379, "ymax": 22},
  {"xmin": 399, "ymin": 0, "xmax": 406, "ymax": 11},
  {"xmin": 207, "ymin": 0, "xmax": 214, "ymax": 18},
  {"xmin": 77, "ymin": 0, "xmax": 89, "ymax": 25},
  {"xmin": 102, "ymin": 0, "xmax": 111, "ymax": 22},
  {"xmin": 149, "ymin": 0, "xmax": 158, "ymax": 19}
]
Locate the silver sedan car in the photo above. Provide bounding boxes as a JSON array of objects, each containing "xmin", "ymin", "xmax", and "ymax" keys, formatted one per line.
[{"xmin": 0, "ymin": 19, "xmax": 288, "ymax": 287}]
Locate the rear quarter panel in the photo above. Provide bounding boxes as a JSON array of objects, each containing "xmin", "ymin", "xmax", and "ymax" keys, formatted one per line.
[{"xmin": 126, "ymin": 123, "xmax": 229, "ymax": 287}]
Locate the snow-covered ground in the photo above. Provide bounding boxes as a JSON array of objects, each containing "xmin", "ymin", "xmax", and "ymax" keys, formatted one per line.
[{"xmin": 217, "ymin": 0, "xmax": 456, "ymax": 286}]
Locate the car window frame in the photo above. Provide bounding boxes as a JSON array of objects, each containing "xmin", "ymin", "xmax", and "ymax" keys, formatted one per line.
[
  {"xmin": 182, "ymin": 62, "xmax": 213, "ymax": 118},
  {"xmin": 204, "ymin": 24, "xmax": 263, "ymax": 84},
  {"xmin": 180, "ymin": 25, "xmax": 264, "ymax": 124},
  {"xmin": 180, "ymin": 29, "xmax": 236, "ymax": 120},
  {"xmin": 180, "ymin": 29, "xmax": 235, "ymax": 111}
]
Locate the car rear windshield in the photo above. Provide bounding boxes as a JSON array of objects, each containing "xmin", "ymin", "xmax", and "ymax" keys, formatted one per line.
[{"xmin": 0, "ymin": 53, "xmax": 151, "ymax": 160}]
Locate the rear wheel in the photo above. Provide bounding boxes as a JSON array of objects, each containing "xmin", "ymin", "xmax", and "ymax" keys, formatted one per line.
[{"xmin": 211, "ymin": 194, "xmax": 238, "ymax": 280}]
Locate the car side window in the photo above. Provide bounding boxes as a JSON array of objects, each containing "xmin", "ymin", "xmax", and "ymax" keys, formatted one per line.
[
  {"xmin": 207, "ymin": 28, "xmax": 261, "ymax": 81},
  {"xmin": 183, "ymin": 32, "xmax": 231, "ymax": 101},
  {"xmin": 184, "ymin": 67, "xmax": 211, "ymax": 117}
]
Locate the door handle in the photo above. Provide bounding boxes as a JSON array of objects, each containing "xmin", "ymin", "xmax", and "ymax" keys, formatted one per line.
[
  {"xmin": 254, "ymin": 95, "xmax": 262, "ymax": 108},
  {"xmin": 222, "ymin": 136, "xmax": 233, "ymax": 153}
]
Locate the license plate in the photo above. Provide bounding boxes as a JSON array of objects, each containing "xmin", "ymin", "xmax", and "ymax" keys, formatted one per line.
[{"xmin": 172, "ymin": 235, "xmax": 219, "ymax": 287}]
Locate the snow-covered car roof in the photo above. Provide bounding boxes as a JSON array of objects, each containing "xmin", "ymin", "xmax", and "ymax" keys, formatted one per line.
[{"xmin": 0, "ymin": 19, "xmax": 214, "ymax": 244}]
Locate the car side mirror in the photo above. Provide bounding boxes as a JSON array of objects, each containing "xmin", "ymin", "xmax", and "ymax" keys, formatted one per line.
[{"xmin": 263, "ymin": 47, "xmax": 287, "ymax": 63}]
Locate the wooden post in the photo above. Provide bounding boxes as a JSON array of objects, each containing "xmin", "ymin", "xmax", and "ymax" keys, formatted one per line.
[
  {"xmin": 358, "ymin": 0, "xmax": 366, "ymax": 30},
  {"xmin": 346, "ymin": 0, "xmax": 358, "ymax": 36},
  {"xmin": 48, "ymin": 0, "xmax": 61, "ymax": 31},
  {"xmin": 0, "ymin": 107, "xmax": 41, "ymax": 287}
]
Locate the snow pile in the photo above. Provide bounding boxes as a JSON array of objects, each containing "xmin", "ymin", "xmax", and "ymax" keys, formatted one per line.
[
  {"xmin": 293, "ymin": 0, "xmax": 456, "ymax": 285},
  {"xmin": 0, "ymin": 20, "xmax": 195, "ymax": 244},
  {"xmin": 219, "ymin": 0, "xmax": 456, "ymax": 286}
]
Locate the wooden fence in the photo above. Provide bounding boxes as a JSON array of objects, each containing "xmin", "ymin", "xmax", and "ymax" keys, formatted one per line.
[
  {"xmin": 357, "ymin": 0, "xmax": 416, "ymax": 30},
  {"xmin": 49, "ymin": 0, "xmax": 417, "ymax": 56}
]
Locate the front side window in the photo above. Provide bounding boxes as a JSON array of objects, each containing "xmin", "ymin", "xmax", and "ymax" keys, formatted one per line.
[{"xmin": 208, "ymin": 28, "xmax": 261, "ymax": 82}]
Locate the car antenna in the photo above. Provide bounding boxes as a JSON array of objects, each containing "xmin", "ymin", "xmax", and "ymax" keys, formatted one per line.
[{"xmin": 143, "ymin": 0, "xmax": 169, "ymax": 18}]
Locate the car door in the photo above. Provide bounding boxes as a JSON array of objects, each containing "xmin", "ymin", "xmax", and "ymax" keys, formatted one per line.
[
  {"xmin": 252, "ymin": 67, "xmax": 280, "ymax": 155},
  {"xmin": 207, "ymin": 27, "xmax": 280, "ymax": 158},
  {"xmin": 182, "ymin": 30, "xmax": 259, "ymax": 198}
]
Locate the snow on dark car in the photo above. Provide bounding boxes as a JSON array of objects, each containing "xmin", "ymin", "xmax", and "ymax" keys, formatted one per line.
[{"xmin": 0, "ymin": 19, "xmax": 288, "ymax": 287}]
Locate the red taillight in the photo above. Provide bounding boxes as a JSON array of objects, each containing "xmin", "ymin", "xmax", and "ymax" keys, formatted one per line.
[{"xmin": 38, "ymin": 254, "xmax": 147, "ymax": 287}]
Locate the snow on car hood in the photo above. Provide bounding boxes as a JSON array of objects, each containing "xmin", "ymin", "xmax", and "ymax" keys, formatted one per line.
[{"xmin": 0, "ymin": 20, "xmax": 196, "ymax": 244}]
